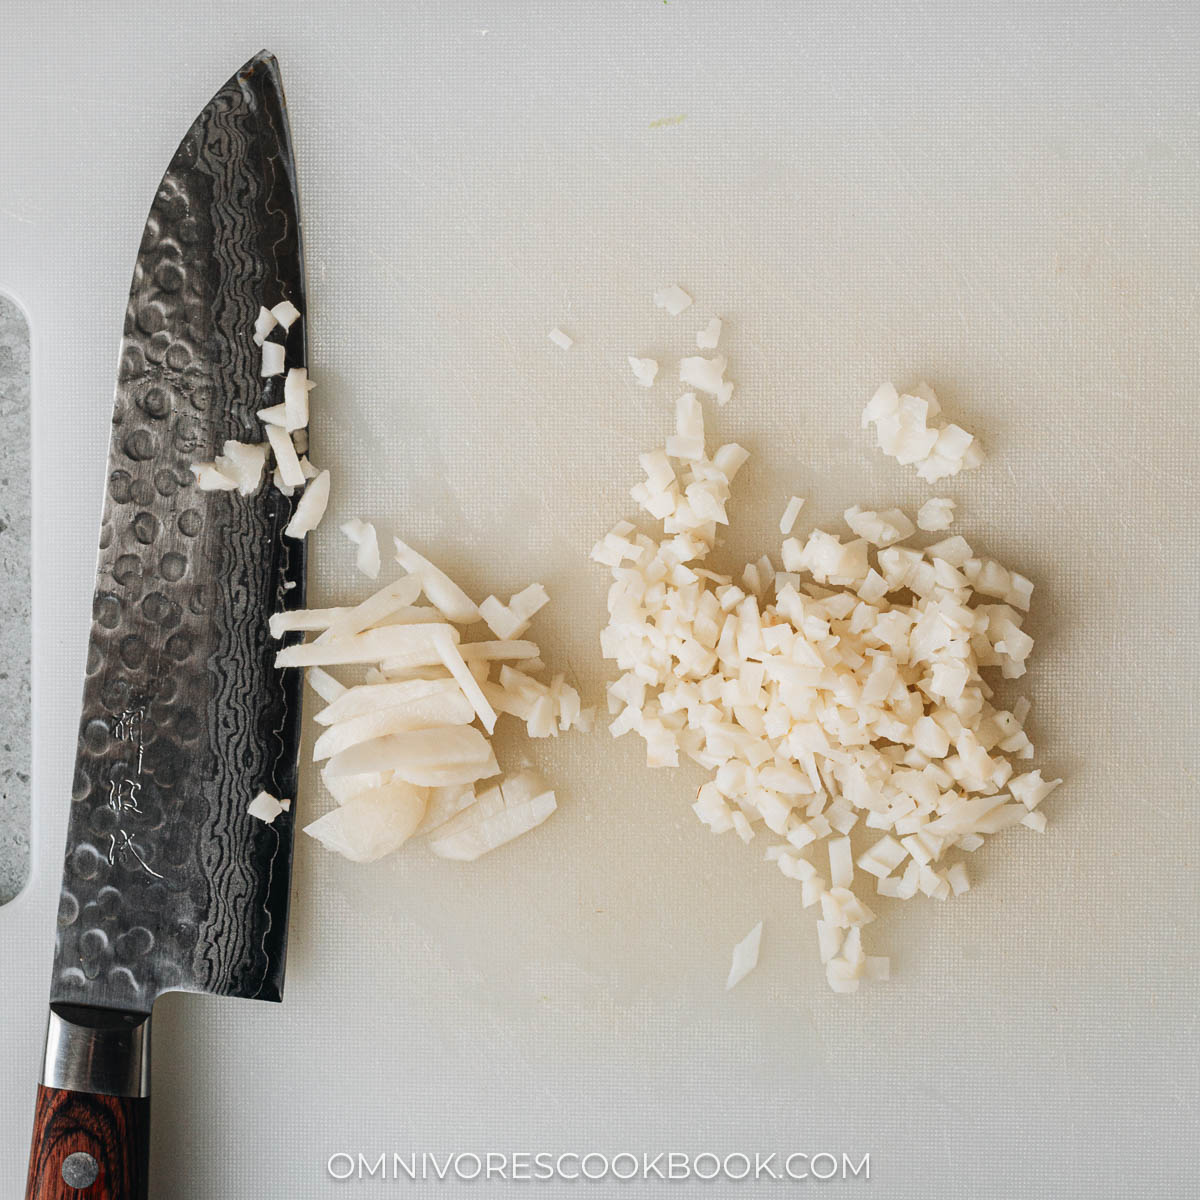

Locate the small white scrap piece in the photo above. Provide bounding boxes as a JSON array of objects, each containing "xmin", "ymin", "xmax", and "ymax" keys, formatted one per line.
[
  {"xmin": 712, "ymin": 442, "xmax": 749, "ymax": 480},
  {"xmin": 917, "ymin": 497, "xmax": 956, "ymax": 531},
  {"xmin": 284, "ymin": 366, "xmax": 314, "ymax": 432},
  {"xmin": 696, "ymin": 317, "xmax": 722, "ymax": 350},
  {"xmin": 861, "ymin": 380, "xmax": 900, "ymax": 428},
  {"xmin": 725, "ymin": 920, "xmax": 763, "ymax": 990},
  {"xmin": 629, "ymin": 357, "xmax": 659, "ymax": 387},
  {"xmin": 306, "ymin": 667, "xmax": 347, "ymax": 703},
  {"xmin": 484, "ymin": 582, "xmax": 549, "ymax": 637},
  {"xmin": 257, "ymin": 403, "xmax": 288, "ymax": 427},
  {"xmin": 190, "ymin": 463, "xmax": 238, "ymax": 491},
  {"xmin": 508, "ymin": 583, "xmax": 549, "ymax": 623},
  {"xmin": 863, "ymin": 381, "xmax": 982, "ymax": 480},
  {"xmin": 271, "ymin": 299, "xmax": 301, "ymax": 329},
  {"xmin": 731, "ymin": 810, "xmax": 754, "ymax": 843},
  {"xmin": 779, "ymin": 496, "xmax": 805, "ymax": 536},
  {"xmin": 828, "ymin": 836, "xmax": 854, "ymax": 888},
  {"xmin": 1009, "ymin": 770, "xmax": 1063, "ymax": 810},
  {"xmin": 679, "ymin": 355, "xmax": 733, "ymax": 405},
  {"xmin": 479, "ymin": 596, "xmax": 524, "ymax": 640},
  {"xmin": 261, "ymin": 341, "xmax": 285, "ymax": 377},
  {"xmin": 341, "ymin": 519, "xmax": 381, "ymax": 579},
  {"xmin": 653, "ymin": 284, "xmax": 693, "ymax": 316},
  {"xmin": 188, "ymin": 441, "xmax": 267, "ymax": 497},
  {"xmin": 213, "ymin": 440, "xmax": 268, "ymax": 496},
  {"xmin": 253, "ymin": 306, "xmax": 277, "ymax": 346},
  {"xmin": 248, "ymin": 790, "xmax": 287, "ymax": 824},
  {"xmin": 843, "ymin": 506, "xmax": 915, "ymax": 548},
  {"xmin": 284, "ymin": 469, "xmax": 331, "ymax": 539},
  {"xmin": 817, "ymin": 921, "xmax": 844, "ymax": 964},
  {"xmin": 916, "ymin": 428, "xmax": 978, "ymax": 483},
  {"xmin": 393, "ymin": 538, "xmax": 480, "ymax": 624},
  {"xmin": 266, "ymin": 424, "xmax": 305, "ymax": 489},
  {"xmin": 665, "ymin": 392, "xmax": 705, "ymax": 460},
  {"xmin": 548, "ymin": 327, "xmax": 574, "ymax": 350}
]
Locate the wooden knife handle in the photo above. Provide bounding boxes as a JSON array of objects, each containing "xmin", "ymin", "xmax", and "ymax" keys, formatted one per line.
[
  {"xmin": 26, "ymin": 1006, "xmax": 152, "ymax": 1199},
  {"xmin": 25, "ymin": 1086, "xmax": 150, "ymax": 1199}
]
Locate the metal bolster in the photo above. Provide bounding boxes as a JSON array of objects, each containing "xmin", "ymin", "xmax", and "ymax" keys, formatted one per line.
[{"xmin": 42, "ymin": 1004, "xmax": 151, "ymax": 1098}]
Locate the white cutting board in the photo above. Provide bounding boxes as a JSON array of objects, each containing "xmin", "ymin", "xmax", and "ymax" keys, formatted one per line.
[{"xmin": 2, "ymin": 2, "xmax": 1198, "ymax": 1196}]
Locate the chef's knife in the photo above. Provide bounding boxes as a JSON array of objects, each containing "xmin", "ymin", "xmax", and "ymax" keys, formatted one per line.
[{"xmin": 24, "ymin": 52, "xmax": 307, "ymax": 1199}]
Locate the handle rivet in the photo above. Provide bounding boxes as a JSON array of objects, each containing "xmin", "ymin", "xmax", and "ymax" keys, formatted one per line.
[{"xmin": 62, "ymin": 1151, "xmax": 99, "ymax": 1189}]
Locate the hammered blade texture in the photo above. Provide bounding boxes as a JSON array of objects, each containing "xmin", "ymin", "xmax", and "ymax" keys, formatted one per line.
[{"xmin": 52, "ymin": 52, "xmax": 307, "ymax": 1014}]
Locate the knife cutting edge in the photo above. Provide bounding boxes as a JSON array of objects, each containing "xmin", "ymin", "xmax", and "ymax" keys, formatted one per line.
[{"xmin": 24, "ymin": 51, "xmax": 306, "ymax": 1199}]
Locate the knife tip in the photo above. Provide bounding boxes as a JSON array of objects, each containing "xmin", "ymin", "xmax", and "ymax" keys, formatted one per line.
[{"xmin": 240, "ymin": 49, "xmax": 281, "ymax": 80}]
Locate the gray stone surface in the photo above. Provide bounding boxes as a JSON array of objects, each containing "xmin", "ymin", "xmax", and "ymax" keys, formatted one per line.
[{"xmin": 0, "ymin": 295, "xmax": 30, "ymax": 903}]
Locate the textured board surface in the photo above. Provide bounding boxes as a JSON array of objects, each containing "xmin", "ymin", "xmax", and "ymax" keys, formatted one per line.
[{"xmin": 1, "ymin": 2, "xmax": 1198, "ymax": 1197}]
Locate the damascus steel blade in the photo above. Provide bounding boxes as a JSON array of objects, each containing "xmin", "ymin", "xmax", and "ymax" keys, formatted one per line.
[{"xmin": 51, "ymin": 52, "xmax": 307, "ymax": 1015}]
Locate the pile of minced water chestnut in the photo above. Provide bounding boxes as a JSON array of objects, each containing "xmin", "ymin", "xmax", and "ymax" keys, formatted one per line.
[{"xmin": 586, "ymin": 287, "xmax": 1058, "ymax": 992}]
